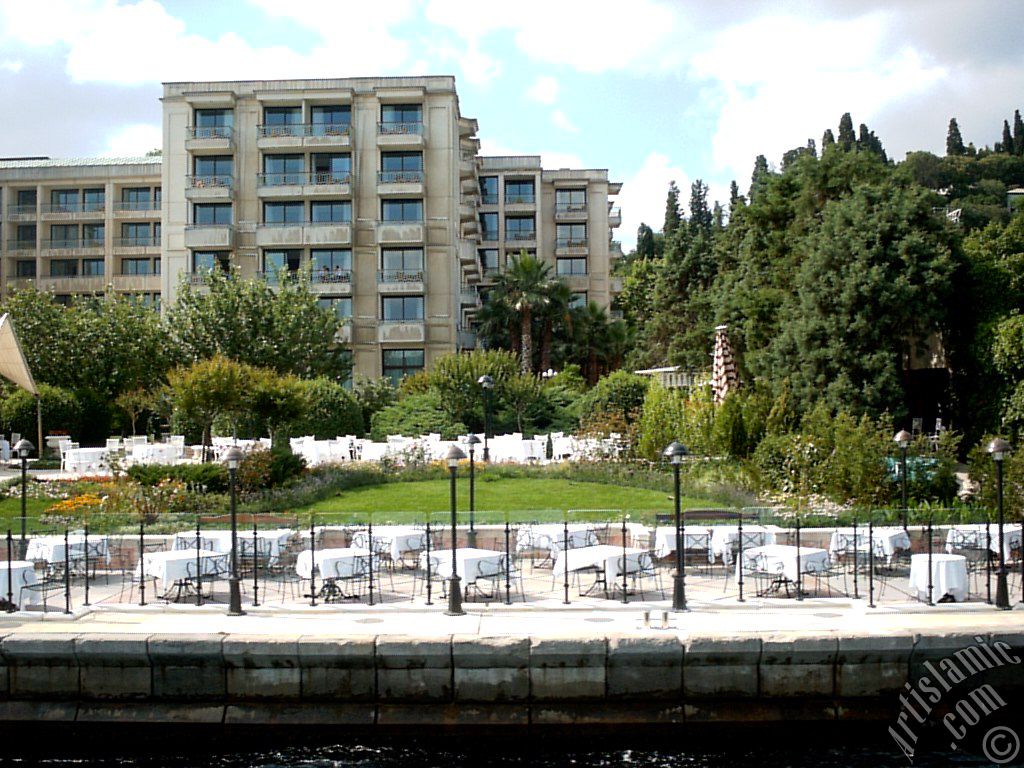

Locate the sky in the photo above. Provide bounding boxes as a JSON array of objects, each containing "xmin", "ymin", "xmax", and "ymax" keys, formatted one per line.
[{"xmin": 1, "ymin": 0, "xmax": 1023, "ymax": 250}]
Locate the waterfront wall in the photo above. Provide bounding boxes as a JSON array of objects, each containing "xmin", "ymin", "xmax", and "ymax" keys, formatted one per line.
[{"xmin": 0, "ymin": 631, "xmax": 1021, "ymax": 727}]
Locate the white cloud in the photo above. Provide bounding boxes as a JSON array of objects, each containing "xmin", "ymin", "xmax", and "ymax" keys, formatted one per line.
[
  {"xmin": 103, "ymin": 122, "xmax": 161, "ymax": 156},
  {"xmin": 616, "ymin": 151, "xmax": 689, "ymax": 250},
  {"xmin": 526, "ymin": 75, "xmax": 558, "ymax": 104},
  {"xmin": 478, "ymin": 137, "xmax": 583, "ymax": 171},
  {"xmin": 0, "ymin": 59, "xmax": 22, "ymax": 73},
  {"xmin": 551, "ymin": 109, "xmax": 579, "ymax": 134}
]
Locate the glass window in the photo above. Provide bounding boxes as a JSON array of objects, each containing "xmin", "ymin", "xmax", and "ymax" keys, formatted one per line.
[
  {"xmin": 382, "ymin": 296, "xmax": 424, "ymax": 321},
  {"xmin": 50, "ymin": 224, "xmax": 77, "ymax": 246},
  {"xmin": 381, "ymin": 247, "xmax": 423, "ymax": 271},
  {"xmin": 556, "ymin": 258, "xmax": 587, "ymax": 275},
  {"xmin": 16, "ymin": 224, "xmax": 36, "ymax": 244},
  {"xmin": 82, "ymin": 258, "xmax": 105, "ymax": 276},
  {"xmin": 16, "ymin": 189, "xmax": 36, "ymax": 207},
  {"xmin": 50, "ymin": 259, "xmax": 78, "ymax": 277},
  {"xmin": 154, "ymin": 187, "xmax": 162, "ymax": 205},
  {"xmin": 311, "ymin": 250, "xmax": 352, "ymax": 280},
  {"xmin": 15, "ymin": 260, "xmax": 36, "ymax": 277},
  {"xmin": 50, "ymin": 189, "xmax": 80, "ymax": 212},
  {"xmin": 195, "ymin": 108, "xmax": 233, "ymax": 128},
  {"xmin": 556, "ymin": 188, "xmax": 587, "ymax": 209},
  {"xmin": 479, "ymin": 177, "xmax": 498, "ymax": 204},
  {"xmin": 263, "ymin": 106, "xmax": 302, "ymax": 125},
  {"xmin": 82, "ymin": 223, "xmax": 104, "ymax": 245},
  {"xmin": 382, "ymin": 349, "xmax": 424, "ymax": 386},
  {"xmin": 194, "ymin": 155, "xmax": 233, "ymax": 178},
  {"xmin": 121, "ymin": 222, "xmax": 152, "ymax": 245},
  {"xmin": 53, "ymin": 295, "xmax": 74, "ymax": 307},
  {"xmin": 311, "ymin": 153, "xmax": 351, "ymax": 183},
  {"xmin": 381, "ymin": 104, "xmax": 422, "ymax": 123},
  {"xmin": 317, "ymin": 297, "xmax": 352, "ymax": 319},
  {"xmin": 263, "ymin": 201, "xmax": 305, "ymax": 224},
  {"xmin": 194, "ymin": 203, "xmax": 232, "ymax": 225},
  {"xmin": 311, "ymin": 105, "xmax": 351, "ymax": 133},
  {"xmin": 505, "ymin": 179, "xmax": 535, "ymax": 204},
  {"xmin": 263, "ymin": 249, "xmax": 302, "ymax": 273},
  {"xmin": 505, "ymin": 215, "xmax": 535, "ymax": 239},
  {"xmin": 121, "ymin": 258, "xmax": 153, "ymax": 275},
  {"xmin": 121, "ymin": 187, "xmax": 151, "ymax": 210},
  {"xmin": 480, "ymin": 212, "xmax": 498, "ymax": 239},
  {"xmin": 381, "ymin": 151, "xmax": 423, "ymax": 171},
  {"xmin": 311, "ymin": 200, "xmax": 352, "ymax": 223},
  {"xmin": 381, "ymin": 199, "xmax": 422, "ymax": 222},
  {"xmin": 153, "ymin": 222, "xmax": 161, "ymax": 242},
  {"xmin": 479, "ymin": 249, "xmax": 499, "ymax": 273},
  {"xmin": 569, "ymin": 292, "xmax": 588, "ymax": 309},
  {"xmin": 83, "ymin": 188, "xmax": 105, "ymax": 212},
  {"xmin": 154, "ymin": 257, "xmax": 161, "ymax": 275},
  {"xmin": 556, "ymin": 223, "xmax": 587, "ymax": 246},
  {"xmin": 192, "ymin": 251, "xmax": 230, "ymax": 272},
  {"xmin": 262, "ymin": 154, "xmax": 304, "ymax": 185}
]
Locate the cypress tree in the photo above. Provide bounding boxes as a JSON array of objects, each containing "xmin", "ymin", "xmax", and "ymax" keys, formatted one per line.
[
  {"xmin": 946, "ymin": 118, "xmax": 965, "ymax": 156},
  {"xmin": 1014, "ymin": 109, "xmax": 1024, "ymax": 155},
  {"xmin": 636, "ymin": 223, "xmax": 655, "ymax": 259},
  {"xmin": 837, "ymin": 113, "xmax": 856, "ymax": 151},
  {"xmin": 749, "ymin": 155, "xmax": 769, "ymax": 203},
  {"xmin": 822, "ymin": 128, "xmax": 836, "ymax": 148},
  {"xmin": 689, "ymin": 180, "xmax": 713, "ymax": 235},
  {"xmin": 1002, "ymin": 120, "xmax": 1013, "ymax": 154},
  {"xmin": 664, "ymin": 181, "xmax": 681, "ymax": 235}
]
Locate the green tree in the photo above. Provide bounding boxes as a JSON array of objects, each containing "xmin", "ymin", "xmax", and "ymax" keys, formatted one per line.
[
  {"xmin": 636, "ymin": 223, "xmax": 656, "ymax": 259},
  {"xmin": 115, "ymin": 387, "xmax": 154, "ymax": 436},
  {"xmin": 1001, "ymin": 120, "xmax": 1013, "ymax": 154},
  {"xmin": 428, "ymin": 349, "xmax": 519, "ymax": 430},
  {"xmin": 288, "ymin": 377, "xmax": 363, "ymax": 440},
  {"xmin": 664, "ymin": 181, "xmax": 681, "ymax": 235},
  {"xmin": 352, "ymin": 377, "xmax": 396, "ymax": 434},
  {"xmin": 487, "ymin": 253, "xmax": 558, "ymax": 374},
  {"xmin": 837, "ymin": 112, "xmax": 856, "ymax": 151},
  {"xmin": 1014, "ymin": 109, "xmax": 1024, "ymax": 155},
  {"xmin": 242, "ymin": 368, "xmax": 307, "ymax": 447},
  {"xmin": 946, "ymin": 118, "xmax": 965, "ymax": 156},
  {"xmin": 1, "ymin": 384, "xmax": 82, "ymax": 442},
  {"xmin": 167, "ymin": 355, "xmax": 249, "ymax": 459},
  {"xmin": 578, "ymin": 370, "xmax": 649, "ymax": 426},
  {"xmin": 370, "ymin": 391, "xmax": 467, "ymax": 441}
]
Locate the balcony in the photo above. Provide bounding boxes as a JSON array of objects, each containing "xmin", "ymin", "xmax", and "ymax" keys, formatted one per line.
[
  {"xmin": 555, "ymin": 237, "xmax": 589, "ymax": 256},
  {"xmin": 40, "ymin": 238, "xmax": 104, "ymax": 256},
  {"xmin": 184, "ymin": 225, "xmax": 234, "ymax": 249},
  {"xmin": 40, "ymin": 202, "xmax": 105, "ymax": 220},
  {"xmin": 609, "ymin": 241, "xmax": 624, "ymax": 259},
  {"xmin": 377, "ymin": 170, "xmax": 424, "ymax": 195},
  {"xmin": 112, "ymin": 274, "xmax": 161, "ymax": 292},
  {"xmin": 257, "ymin": 123, "xmax": 352, "ymax": 150},
  {"xmin": 310, "ymin": 269, "xmax": 353, "ymax": 295},
  {"xmin": 608, "ymin": 206, "xmax": 622, "ymax": 227},
  {"xmin": 609, "ymin": 309, "xmax": 624, "ymax": 321},
  {"xmin": 254, "ymin": 221, "xmax": 352, "ymax": 247},
  {"xmin": 37, "ymin": 274, "xmax": 107, "ymax": 293},
  {"xmin": 376, "ymin": 221, "xmax": 424, "ymax": 244},
  {"xmin": 459, "ymin": 240, "xmax": 477, "ymax": 266},
  {"xmin": 610, "ymin": 276, "xmax": 623, "ymax": 293},
  {"xmin": 114, "ymin": 200, "xmax": 161, "ymax": 217},
  {"xmin": 112, "ymin": 236, "xmax": 161, "ymax": 254},
  {"xmin": 6, "ymin": 239, "xmax": 36, "ymax": 252},
  {"xmin": 377, "ymin": 122, "xmax": 424, "ymax": 148},
  {"xmin": 555, "ymin": 203, "xmax": 588, "ymax": 222},
  {"xmin": 5, "ymin": 205, "xmax": 37, "ymax": 221},
  {"xmin": 378, "ymin": 320, "xmax": 425, "ymax": 343},
  {"xmin": 457, "ymin": 327, "xmax": 478, "ymax": 350},
  {"xmin": 480, "ymin": 229, "xmax": 499, "ymax": 243},
  {"xmin": 185, "ymin": 175, "xmax": 233, "ymax": 201},
  {"xmin": 505, "ymin": 230, "xmax": 536, "ymax": 246},
  {"xmin": 480, "ymin": 193, "xmax": 498, "ymax": 206},
  {"xmin": 460, "ymin": 285, "xmax": 480, "ymax": 307},
  {"xmin": 257, "ymin": 172, "xmax": 352, "ymax": 198},
  {"xmin": 503, "ymin": 193, "xmax": 536, "ymax": 213},
  {"xmin": 185, "ymin": 125, "xmax": 233, "ymax": 152},
  {"xmin": 377, "ymin": 270, "xmax": 424, "ymax": 293}
]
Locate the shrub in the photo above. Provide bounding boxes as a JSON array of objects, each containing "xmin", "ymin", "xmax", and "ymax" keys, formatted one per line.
[
  {"xmin": 1, "ymin": 383, "xmax": 83, "ymax": 442},
  {"xmin": 353, "ymin": 377, "xmax": 397, "ymax": 433},
  {"xmin": 289, "ymin": 377, "xmax": 364, "ymax": 439},
  {"xmin": 579, "ymin": 370, "xmax": 649, "ymax": 424},
  {"xmin": 237, "ymin": 447, "xmax": 306, "ymax": 493},
  {"xmin": 127, "ymin": 462, "xmax": 228, "ymax": 493},
  {"xmin": 370, "ymin": 392, "xmax": 467, "ymax": 440}
]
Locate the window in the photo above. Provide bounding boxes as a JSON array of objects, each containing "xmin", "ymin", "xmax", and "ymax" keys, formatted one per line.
[
  {"xmin": 311, "ymin": 153, "xmax": 351, "ymax": 183},
  {"xmin": 50, "ymin": 224, "xmax": 77, "ymax": 247},
  {"xmin": 380, "ymin": 104, "xmax": 422, "ymax": 126},
  {"xmin": 154, "ymin": 257, "xmax": 161, "ymax": 274},
  {"xmin": 15, "ymin": 260, "xmax": 35, "ymax": 278},
  {"xmin": 192, "ymin": 251, "xmax": 230, "ymax": 272},
  {"xmin": 15, "ymin": 224, "xmax": 35, "ymax": 246},
  {"xmin": 83, "ymin": 188, "xmax": 104, "ymax": 212},
  {"xmin": 569, "ymin": 292, "xmax": 588, "ymax": 310},
  {"xmin": 121, "ymin": 258, "xmax": 154, "ymax": 275},
  {"xmin": 82, "ymin": 259, "xmax": 105, "ymax": 276},
  {"xmin": 194, "ymin": 155, "xmax": 233, "ymax": 180},
  {"xmin": 194, "ymin": 203, "xmax": 232, "ymax": 225},
  {"xmin": 263, "ymin": 201, "xmax": 304, "ymax": 224},
  {"xmin": 311, "ymin": 249, "xmax": 352, "ymax": 281},
  {"xmin": 154, "ymin": 187, "xmax": 162, "ymax": 205},
  {"xmin": 480, "ymin": 212, "xmax": 498, "ymax": 240},
  {"xmin": 50, "ymin": 259, "xmax": 78, "ymax": 277},
  {"xmin": 53, "ymin": 295, "xmax": 73, "ymax": 307},
  {"xmin": 153, "ymin": 222, "xmax": 161, "ymax": 242},
  {"xmin": 16, "ymin": 189, "xmax": 36, "ymax": 207},
  {"xmin": 263, "ymin": 249, "xmax": 302, "ymax": 274},
  {"xmin": 479, "ymin": 249, "xmax": 499, "ymax": 274},
  {"xmin": 479, "ymin": 176, "xmax": 498, "ymax": 205},
  {"xmin": 311, "ymin": 105, "xmax": 351, "ymax": 135},
  {"xmin": 505, "ymin": 215, "xmax": 535, "ymax": 240},
  {"xmin": 263, "ymin": 154, "xmax": 304, "ymax": 185},
  {"xmin": 82, "ymin": 223, "xmax": 104, "ymax": 246},
  {"xmin": 311, "ymin": 200, "xmax": 351, "ymax": 223},
  {"xmin": 129, "ymin": 293, "xmax": 161, "ymax": 311},
  {"xmin": 121, "ymin": 187, "xmax": 152, "ymax": 211},
  {"xmin": 381, "ymin": 199, "xmax": 422, "ymax": 222},
  {"xmin": 121, "ymin": 223, "xmax": 152, "ymax": 245},
  {"xmin": 317, "ymin": 297, "xmax": 352, "ymax": 319},
  {"xmin": 50, "ymin": 189, "xmax": 79, "ymax": 212},
  {"xmin": 263, "ymin": 106, "xmax": 302, "ymax": 134},
  {"xmin": 556, "ymin": 223, "xmax": 587, "ymax": 247},
  {"xmin": 382, "ymin": 349, "xmax": 424, "ymax": 386},
  {"xmin": 505, "ymin": 179, "xmax": 535, "ymax": 204},
  {"xmin": 556, "ymin": 258, "xmax": 587, "ymax": 275},
  {"xmin": 381, "ymin": 247, "xmax": 423, "ymax": 272},
  {"xmin": 195, "ymin": 108, "xmax": 233, "ymax": 127},
  {"xmin": 382, "ymin": 296, "xmax": 424, "ymax": 321},
  {"xmin": 556, "ymin": 188, "xmax": 587, "ymax": 211},
  {"xmin": 380, "ymin": 151, "xmax": 423, "ymax": 183}
]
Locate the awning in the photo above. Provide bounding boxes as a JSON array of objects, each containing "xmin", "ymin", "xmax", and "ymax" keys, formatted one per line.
[{"xmin": 0, "ymin": 313, "xmax": 38, "ymax": 395}]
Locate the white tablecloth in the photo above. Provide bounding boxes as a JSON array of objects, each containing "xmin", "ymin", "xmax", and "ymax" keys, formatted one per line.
[
  {"xmin": 25, "ymin": 534, "xmax": 110, "ymax": 564},
  {"xmin": 516, "ymin": 524, "xmax": 597, "ymax": 554},
  {"xmin": 909, "ymin": 553, "xmax": 968, "ymax": 602},
  {"xmin": 653, "ymin": 526, "xmax": 714, "ymax": 560},
  {"xmin": 174, "ymin": 529, "xmax": 293, "ymax": 559},
  {"xmin": 132, "ymin": 443, "xmax": 179, "ymax": 464},
  {"xmin": 296, "ymin": 547, "xmax": 371, "ymax": 580},
  {"xmin": 351, "ymin": 526, "xmax": 426, "ymax": 559},
  {"xmin": 710, "ymin": 525, "xmax": 778, "ymax": 562},
  {"xmin": 829, "ymin": 527, "xmax": 911, "ymax": 559},
  {"xmin": 2, "ymin": 561, "xmax": 39, "ymax": 608},
  {"xmin": 553, "ymin": 544, "xmax": 646, "ymax": 581},
  {"xmin": 136, "ymin": 549, "xmax": 227, "ymax": 584},
  {"xmin": 946, "ymin": 524, "xmax": 1022, "ymax": 560},
  {"xmin": 736, "ymin": 545, "xmax": 830, "ymax": 583},
  {"xmin": 62, "ymin": 447, "xmax": 109, "ymax": 473},
  {"xmin": 419, "ymin": 547, "xmax": 503, "ymax": 585}
]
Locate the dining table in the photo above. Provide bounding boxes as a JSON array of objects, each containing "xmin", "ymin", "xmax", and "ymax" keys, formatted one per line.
[{"xmin": 909, "ymin": 553, "xmax": 969, "ymax": 603}]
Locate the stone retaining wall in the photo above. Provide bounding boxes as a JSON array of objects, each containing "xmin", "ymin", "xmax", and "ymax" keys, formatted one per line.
[{"xmin": 0, "ymin": 631, "xmax": 1020, "ymax": 727}]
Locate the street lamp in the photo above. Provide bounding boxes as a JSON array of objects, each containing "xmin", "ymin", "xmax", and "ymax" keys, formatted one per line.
[
  {"xmin": 445, "ymin": 444, "xmax": 467, "ymax": 616},
  {"xmin": 466, "ymin": 434, "xmax": 481, "ymax": 548},
  {"xmin": 894, "ymin": 430, "xmax": 912, "ymax": 530},
  {"xmin": 477, "ymin": 375, "xmax": 493, "ymax": 462},
  {"xmin": 222, "ymin": 446, "xmax": 245, "ymax": 616},
  {"xmin": 987, "ymin": 437, "xmax": 1011, "ymax": 610},
  {"xmin": 663, "ymin": 440, "xmax": 689, "ymax": 611},
  {"xmin": 13, "ymin": 439, "xmax": 33, "ymax": 558}
]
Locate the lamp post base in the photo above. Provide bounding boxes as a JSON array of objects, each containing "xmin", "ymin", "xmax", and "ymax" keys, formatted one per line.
[
  {"xmin": 446, "ymin": 575, "xmax": 464, "ymax": 616},
  {"xmin": 995, "ymin": 569, "xmax": 1011, "ymax": 610},
  {"xmin": 466, "ymin": 529, "xmax": 478, "ymax": 549},
  {"xmin": 228, "ymin": 577, "xmax": 246, "ymax": 616},
  {"xmin": 672, "ymin": 574, "xmax": 687, "ymax": 612}
]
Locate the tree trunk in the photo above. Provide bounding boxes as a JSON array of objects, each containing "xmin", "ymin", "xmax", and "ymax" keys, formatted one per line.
[
  {"xmin": 540, "ymin": 319, "xmax": 553, "ymax": 373},
  {"xmin": 520, "ymin": 309, "xmax": 533, "ymax": 374},
  {"xmin": 202, "ymin": 424, "xmax": 211, "ymax": 463},
  {"xmin": 588, "ymin": 351, "xmax": 598, "ymax": 385}
]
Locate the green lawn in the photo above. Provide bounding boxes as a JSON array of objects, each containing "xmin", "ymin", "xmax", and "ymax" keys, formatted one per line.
[
  {"xmin": 305, "ymin": 477, "xmax": 711, "ymax": 524},
  {"xmin": 0, "ymin": 497, "xmax": 57, "ymax": 535}
]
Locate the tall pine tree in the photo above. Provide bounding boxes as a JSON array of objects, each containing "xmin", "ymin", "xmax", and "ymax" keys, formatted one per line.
[
  {"xmin": 1001, "ymin": 120, "xmax": 1013, "ymax": 154},
  {"xmin": 837, "ymin": 113, "xmax": 856, "ymax": 151},
  {"xmin": 1014, "ymin": 109, "xmax": 1024, "ymax": 155},
  {"xmin": 946, "ymin": 118, "xmax": 965, "ymax": 156},
  {"xmin": 635, "ymin": 223, "xmax": 655, "ymax": 259},
  {"xmin": 749, "ymin": 155, "xmax": 770, "ymax": 203},
  {"xmin": 664, "ymin": 181, "xmax": 681, "ymax": 235},
  {"xmin": 689, "ymin": 180, "xmax": 713, "ymax": 234},
  {"xmin": 822, "ymin": 128, "xmax": 836, "ymax": 148}
]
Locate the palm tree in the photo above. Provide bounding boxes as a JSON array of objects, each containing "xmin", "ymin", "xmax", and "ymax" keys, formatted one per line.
[
  {"xmin": 537, "ymin": 281, "xmax": 572, "ymax": 373},
  {"xmin": 571, "ymin": 301, "xmax": 611, "ymax": 384},
  {"xmin": 475, "ymin": 291, "xmax": 519, "ymax": 355},
  {"xmin": 494, "ymin": 252, "xmax": 557, "ymax": 374}
]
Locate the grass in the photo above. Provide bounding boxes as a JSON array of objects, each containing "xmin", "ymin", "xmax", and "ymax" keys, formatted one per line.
[
  {"xmin": 0, "ymin": 496, "xmax": 58, "ymax": 535},
  {"xmin": 304, "ymin": 477, "xmax": 713, "ymax": 524}
]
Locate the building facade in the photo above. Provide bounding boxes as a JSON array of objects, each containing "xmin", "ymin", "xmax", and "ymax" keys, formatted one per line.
[{"xmin": 1, "ymin": 76, "xmax": 621, "ymax": 384}]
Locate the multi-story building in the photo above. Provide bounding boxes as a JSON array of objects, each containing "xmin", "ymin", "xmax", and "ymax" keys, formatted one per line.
[
  {"xmin": 0, "ymin": 157, "xmax": 162, "ymax": 307},
  {"xmin": 1, "ymin": 76, "xmax": 621, "ymax": 384}
]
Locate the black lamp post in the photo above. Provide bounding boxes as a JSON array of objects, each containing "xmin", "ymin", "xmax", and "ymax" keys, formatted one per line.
[
  {"xmin": 894, "ymin": 430, "xmax": 911, "ymax": 530},
  {"xmin": 663, "ymin": 441, "xmax": 689, "ymax": 611},
  {"xmin": 478, "ymin": 375, "xmax": 493, "ymax": 462},
  {"xmin": 13, "ymin": 439, "xmax": 34, "ymax": 558},
  {"xmin": 466, "ymin": 434, "xmax": 481, "ymax": 548},
  {"xmin": 987, "ymin": 437, "xmax": 1011, "ymax": 610},
  {"xmin": 222, "ymin": 446, "xmax": 245, "ymax": 616},
  {"xmin": 445, "ymin": 444, "xmax": 467, "ymax": 616}
]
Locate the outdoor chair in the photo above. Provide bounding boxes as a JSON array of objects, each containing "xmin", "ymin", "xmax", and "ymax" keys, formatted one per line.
[
  {"xmin": 683, "ymin": 532, "xmax": 713, "ymax": 576},
  {"xmin": 268, "ymin": 550, "xmax": 305, "ymax": 602},
  {"xmin": 626, "ymin": 552, "xmax": 664, "ymax": 599},
  {"xmin": 466, "ymin": 557, "xmax": 500, "ymax": 601},
  {"xmin": 321, "ymin": 556, "xmax": 369, "ymax": 602},
  {"xmin": 412, "ymin": 555, "xmax": 446, "ymax": 601},
  {"xmin": 21, "ymin": 570, "xmax": 65, "ymax": 612},
  {"xmin": 119, "ymin": 562, "xmax": 158, "ymax": 604}
]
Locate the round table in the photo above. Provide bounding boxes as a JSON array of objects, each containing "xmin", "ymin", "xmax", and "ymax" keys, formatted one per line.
[{"xmin": 909, "ymin": 553, "xmax": 968, "ymax": 603}]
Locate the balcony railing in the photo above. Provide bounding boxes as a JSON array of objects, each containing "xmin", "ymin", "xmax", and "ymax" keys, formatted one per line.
[
  {"xmin": 114, "ymin": 200, "xmax": 159, "ymax": 212},
  {"xmin": 377, "ymin": 170, "xmax": 424, "ymax": 184},
  {"xmin": 113, "ymin": 236, "xmax": 158, "ymax": 247},
  {"xmin": 505, "ymin": 194, "xmax": 536, "ymax": 205},
  {"xmin": 259, "ymin": 219, "xmax": 351, "ymax": 227},
  {"xmin": 481, "ymin": 230, "xmax": 499, "ymax": 241},
  {"xmin": 311, "ymin": 268, "xmax": 352, "ymax": 284},
  {"xmin": 6, "ymin": 240, "xmax": 36, "ymax": 251},
  {"xmin": 556, "ymin": 237, "xmax": 588, "ymax": 249},
  {"xmin": 40, "ymin": 202, "xmax": 105, "ymax": 214},
  {"xmin": 186, "ymin": 175, "xmax": 233, "ymax": 189},
  {"xmin": 40, "ymin": 238, "xmax": 104, "ymax": 250},
  {"xmin": 506, "ymin": 230, "xmax": 536, "ymax": 241},
  {"xmin": 258, "ymin": 123, "xmax": 351, "ymax": 138},
  {"xmin": 480, "ymin": 193, "xmax": 498, "ymax": 205},
  {"xmin": 257, "ymin": 172, "xmax": 351, "ymax": 186},
  {"xmin": 6, "ymin": 204, "xmax": 37, "ymax": 217},
  {"xmin": 378, "ymin": 122, "xmax": 423, "ymax": 136},
  {"xmin": 118, "ymin": 269, "xmax": 160, "ymax": 277},
  {"xmin": 378, "ymin": 270, "xmax": 424, "ymax": 283},
  {"xmin": 46, "ymin": 271, "xmax": 106, "ymax": 280},
  {"xmin": 555, "ymin": 203, "xmax": 588, "ymax": 214},
  {"xmin": 188, "ymin": 125, "xmax": 232, "ymax": 139}
]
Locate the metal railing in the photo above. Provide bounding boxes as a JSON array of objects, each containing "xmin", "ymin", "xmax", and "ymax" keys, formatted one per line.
[
  {"xmin": 188, "ymin": 125, "xmax": 233, "ymax": 140},
  {"xmin": 257, "ymin": 172, "xmax": 351, "ymax": 186},
  {"xmin": 113, "ymin": 236, "xmax": 159, "ymax": 248},
  {"xmin": 378, "ymin": 270, "xmax": 424, "ymax": 283},
  {"xmin": 258, "ymin": 220, "xmax": 351, "ymax": 228},
  {"xmin": 378, "ymin": 170, "xmax": 424, "ymax": 184},
  {"xmin": 481, "ymin": 230, "xmax": 499, "ymax": 242},
  {"xmin": 118, "ymin": 269, "xmax": 160, "ymax": 277},
  {"xmin": 6, "ymin": 240, "xmax": 36, "ymax": 251},
  {"xmin": 186, "ymin": 175, "xmax": 233, "ymax": 189},
  {"xmin": 506, "ymin": 230, "xmax": 536, "ymax": 241},
  {"xmin": 311, "ymin": 269, "xmax": 352, "ymax": 284},
  {"xmin": 114, "ymin": 200, "xmax": 159, "ymax": 212},
  {"xmin": 556, "ymin": 237, "xmax": 588, "ymax": 249},
  {"xmin": 40, "ymin": 238, "xmax": 104, "ymax": 250},
  {"xmin": 378, "ymin": 121, "xmax": 423, "ymax": 136},
  {"xmin": 6, "ymin": 204, "xmax": 37, "ymax": 217},
  {"xmin": 555, "ymin": 203, "xmax": 588, "ymax": 215},
  {"xmin": 480, "ymin": 193, "xmax": 498, "ymax": 205},
  {"xmin": 258, "ymin": 123, "xmax": 352, "ymax": 138},
  {"xmin": 40, "ymin": 202, "xmax": 105, "ymax": 214},
  {"xmin": 505, "ymin": 194, "xmax": 536, "ymax": 205},
  {"xmin": 46, "ymin": 271, "xmax": 104, "ymax": 280}
]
